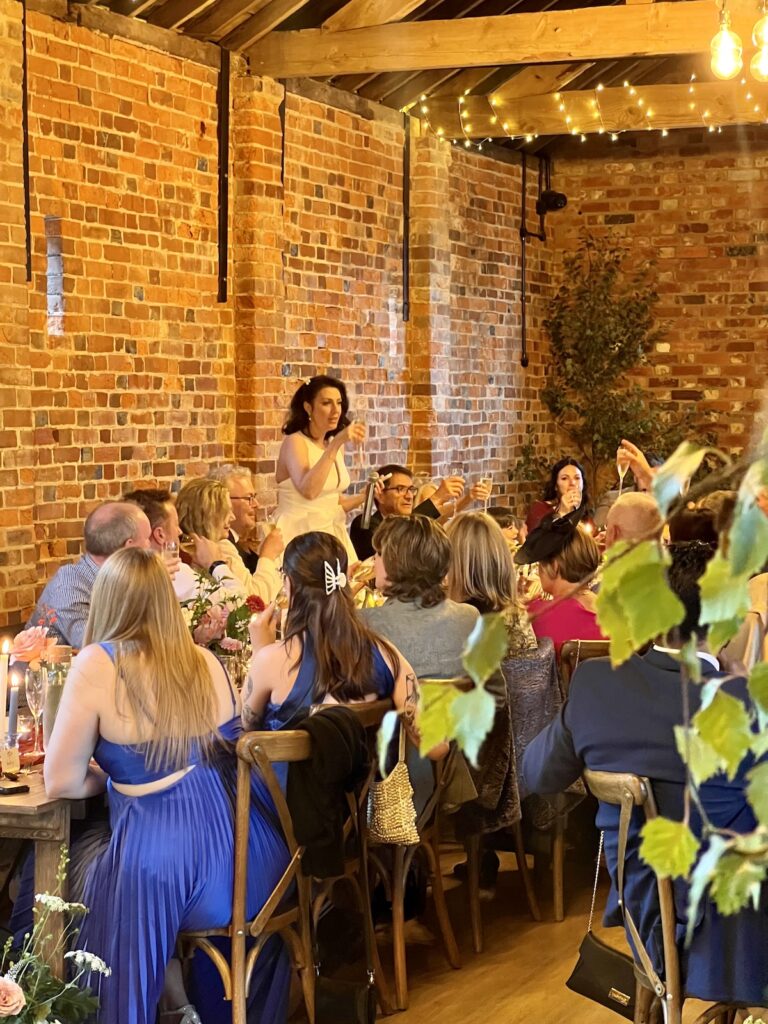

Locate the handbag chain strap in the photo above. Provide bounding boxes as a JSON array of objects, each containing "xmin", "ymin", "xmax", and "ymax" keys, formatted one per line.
[{"xmin": 586, "ymin": 829, "xmax": 604, "ymax": 933}]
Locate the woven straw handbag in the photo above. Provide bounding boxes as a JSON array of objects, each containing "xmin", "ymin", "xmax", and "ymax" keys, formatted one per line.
[{"xmin": 367, "ymin": 724, "xmax": 419, "ymax": 846}]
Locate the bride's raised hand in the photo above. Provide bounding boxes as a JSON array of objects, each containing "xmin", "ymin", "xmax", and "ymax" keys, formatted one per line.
[{"xmin": 337, "ymin": 421, "xmax": 366, "ymax": 446}]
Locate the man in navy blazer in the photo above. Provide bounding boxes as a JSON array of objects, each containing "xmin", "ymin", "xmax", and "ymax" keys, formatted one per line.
[{"xmin": 522, "ymin": 541, "xmax": 768, "ymax": 1005}]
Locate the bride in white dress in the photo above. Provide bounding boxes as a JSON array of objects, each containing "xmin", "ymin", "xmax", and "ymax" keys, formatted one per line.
[{"xmin": 275, "ymin": 376, "xmax": 365, "ymax": 564}]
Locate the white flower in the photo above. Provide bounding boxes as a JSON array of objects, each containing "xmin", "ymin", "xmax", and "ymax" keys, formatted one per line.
[
  {"xmin": 65, "ymin": 950, "xmax": 112, "ymax": 977},
  {"xmin": 35, "ymin": 894, "xmax": 67, "ymax": 913},
  {"xmin": 181, "ymin": 606, "xmax": 194, "ymax": 628}
]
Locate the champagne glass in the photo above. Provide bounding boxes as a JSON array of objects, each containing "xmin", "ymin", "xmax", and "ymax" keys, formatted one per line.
[
  {"xmin": 24, "ymin": 667, "xmax": 46, "ymax": 755},
  {"xmin": 163, "ymin": 540, "xmax": 178, "ymax": 564},
  {"xmin": 479, "ymin": 475, "xmax": 493, "ymax": 513},
  {"xmin": 448, "ymin": 463, "xmax": 464, "ymax": 520},
  {"xmin": 616, "ymin": 448, "xmax": 631, "ymax": 498}
]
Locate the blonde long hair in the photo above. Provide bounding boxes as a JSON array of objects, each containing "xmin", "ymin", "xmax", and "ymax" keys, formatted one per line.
[
  {"xmin": 84, "ymin": 548, "xmax": 219, "ymax": 770},
  {"xmin": 446, "ymin": 512, "xmax": 518, "ymax": 612}
]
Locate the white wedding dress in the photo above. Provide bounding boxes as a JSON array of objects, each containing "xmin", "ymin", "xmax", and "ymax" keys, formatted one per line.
[{"xmin": 275, "ymin": 435, "xmax": 358, "ymax": 564}]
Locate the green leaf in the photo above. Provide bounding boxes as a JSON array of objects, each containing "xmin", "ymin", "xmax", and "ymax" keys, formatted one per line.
[
  {"xmin": 685, "ymin": 834, "xmax": 729, "ymax": 945},
  {"xmin": 749, "ymin": 663, "xmax": 768, "ymax": 731},
  {"xmin": 674, "ymin": 726, "xmax": 723, "ymax": 786},
  {"xmin": 709, "ymin": 851, "xmax": 767, "ymax": 915},
  {"xmin": 450, "ymin": 686, "xmax": 496, "ymax": 768},
  {"xmin": 729, "ymin": 461, "xmax": 768, "ymax": 577},
  {"xmin": 640, "ymin": 817, "xmax": 699, "ymax": 879},
  {"xmin": 747, "ymin": 762, "xmax": 768, "ymax": 827},
  {"xmin": 698, "ymin": 553, "xmax": 751, "ymax": 652},
  {"xmin": 596, "ymin": 541, "xmax": 684, "ymax": 667},
  {"xmin": 753, "ymin": 731, "xmax": 768, "ymax": 759},
  {"xmin": 651, "ymin": 442, "xmax": 709, "ymax": 517},
  {"xmin": 376, "ymin": 710, "xmax": 400, "ymax": 776},
  {"xmin": 673, "ymin": 636, "xmax": 703, "ymax": 684},
  {"xmin": 418, "ymin": 684, "xmax": 459, "ymax": 758},
  {"xmin": 461, "ymin": 612, "xmax": 508, "ymax": 687},
  {"xmin": 694, "ymin": 690, "xmax": 753, "ymax": 780}
]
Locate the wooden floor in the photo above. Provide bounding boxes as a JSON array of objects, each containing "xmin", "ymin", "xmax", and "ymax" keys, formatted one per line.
[{"xmin": 374, "ymin": 850, "xmax": 716, "ymax": 1024}]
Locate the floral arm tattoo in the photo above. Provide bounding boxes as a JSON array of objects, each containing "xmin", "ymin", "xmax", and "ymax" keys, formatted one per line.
[{"xmin": 241, "ymin": 671, "xmax": 261, "ymax": 733}]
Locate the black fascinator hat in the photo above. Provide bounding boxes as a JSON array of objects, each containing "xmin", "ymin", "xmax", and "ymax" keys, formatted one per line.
[{"xmin": 514, "ymin": 505, "xmax": 586, "ymax": 566}]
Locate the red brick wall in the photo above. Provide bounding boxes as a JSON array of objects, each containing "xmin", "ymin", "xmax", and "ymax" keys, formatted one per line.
[{"xmin": 546, "ymin": 130, "xmax": 768, "ymax": 455}]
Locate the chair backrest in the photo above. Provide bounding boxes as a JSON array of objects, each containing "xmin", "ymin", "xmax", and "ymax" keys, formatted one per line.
[
  {"xmin": 582, "ymin": 769, "xmax": 682, "ymax": 1023},
  {"xmin": 418, "ymin": 675, "xmax": 473, "ymax": 692},
  {"xmin": 559, "ymin": 639, "xmax": 610, "ymax": 695}
]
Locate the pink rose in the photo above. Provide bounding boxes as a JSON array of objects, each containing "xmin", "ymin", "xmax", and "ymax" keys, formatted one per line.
[
  {"xmin": 193, "ymin": 606, "xmax": 228, "ymax": 647},
  {"xmin": 219, "ymin": 637, "xmax": 243, "ymax": 652},
  {"xmin": 10, "ymin": 627, "xmax": 58, "ymax": 670},
  {"xmin": 0, "ymin": 976, "xmax": 25, "ymax": 1016}
]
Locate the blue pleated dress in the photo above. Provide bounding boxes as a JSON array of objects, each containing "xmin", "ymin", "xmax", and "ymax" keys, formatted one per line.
[{"xmin": 75, "ymin": 643, "xmax": 292, "ymax": 1024}]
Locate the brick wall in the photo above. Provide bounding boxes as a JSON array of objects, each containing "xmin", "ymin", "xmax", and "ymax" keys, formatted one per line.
[
  {"xmin": 546, "ymin": 130, "xmax": 768, "ymax": 455},
  {"xmin": 0, "ymin": 2, "xmax": 552, "ymax": 625}
]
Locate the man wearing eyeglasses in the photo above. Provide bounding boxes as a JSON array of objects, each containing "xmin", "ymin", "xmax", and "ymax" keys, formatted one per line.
[
  {"xmin": 208, "ymin": 463, "xmax": 284, "ymax": 574},
  {"xmin": 349, "ymin": 463, "xmax": 464, "ymax": 560}
]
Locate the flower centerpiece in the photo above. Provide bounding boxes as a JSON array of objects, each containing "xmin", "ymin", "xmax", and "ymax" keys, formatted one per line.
[
  {"xmin": 0, "ymin": 848, "xmax": 109, "ymax": 1023},
  {"xmin": 180, "ymin": 572, "xmax": 264, "ymax": 654},
  {"xmin": 9, "ymin": 625, "xmax": 58, "ymax": 671}
]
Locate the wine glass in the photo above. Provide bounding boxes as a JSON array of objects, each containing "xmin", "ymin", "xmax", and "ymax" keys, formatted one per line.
[
  {"xmin": 479, "ymin": 475, "xmax": 493, "ymax": 513},
  {"xmin": 448, "ymin": 463, "xmax": 464, "ymax": 520},
  {"xmin": 616, "ymin": 448, "xmax": 631, "ymax": 498},
  {"xmin": 163, "ymin": 540, "xmax": 178, "ymax": 564},
  {"xmin": 24, "ymin": 667, "xmax": 46, "ymax": 755}
]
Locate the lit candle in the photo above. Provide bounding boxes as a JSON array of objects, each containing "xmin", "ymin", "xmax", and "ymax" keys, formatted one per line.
[
  {"xmin": 7, "ymin": 675, "xmax": 19, "ymax": 739},
  {"xmin": 0, "ymin": 639, "xmax": 9, "ymax": 740}
]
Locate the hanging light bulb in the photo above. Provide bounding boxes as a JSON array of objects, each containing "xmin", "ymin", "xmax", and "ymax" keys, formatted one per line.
[
  {"xmin": 753, "ymin": 1, "xmax": 768, "ymax": 47},
  {"xmin": 711, "ymin": 7, "xmax": 743, "ymax": 79},
  {"xmin": 751, "ymin": 46, "xmax": 768, "ymax": 80}
]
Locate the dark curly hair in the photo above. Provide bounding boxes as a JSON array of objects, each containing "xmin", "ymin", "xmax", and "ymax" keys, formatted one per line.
[
  {"xmin": 542, "ymin": 457, "xmax": 591, "ymax": 515},
  {"xmin": 282, "ymin": 375, "xmax": 351, "ymax": 439}
]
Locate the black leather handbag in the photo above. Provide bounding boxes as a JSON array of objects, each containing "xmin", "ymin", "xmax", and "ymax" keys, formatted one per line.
[{"xmin": 565, "ymin": 830, "xmax": 645, "ymax": 1020}]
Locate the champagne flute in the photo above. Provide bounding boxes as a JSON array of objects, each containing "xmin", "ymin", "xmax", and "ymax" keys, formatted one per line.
[
  {"xmin": 163, "ymin": 540, "xmax": 178, "ymax": 564},
  {"xmin": 24, "ymin": 667, "xmax": 46, "ymax": 755},
  {"xmin": 479, "ymin": 475, "xmax": 493, "ymax": 513},
  {"xmin": 616, "ymin": 448, "xmax": 631, "ymax": 499},
  {"xmin": 448, "ymin": 463, "xmax": 464, "ymax": 521}
]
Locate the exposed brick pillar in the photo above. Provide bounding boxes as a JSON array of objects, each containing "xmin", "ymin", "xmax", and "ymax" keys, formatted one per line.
[
  {"xmin": 405, "ymin": 124, "xmax": 453, "ymax": 478},
  {"xmin": 0, "ymin": 0, "xmax": 36, "ymax": 625},
  {"xmin": 231, "ymin": 73, "xmax": 285, "ymax": 505}
]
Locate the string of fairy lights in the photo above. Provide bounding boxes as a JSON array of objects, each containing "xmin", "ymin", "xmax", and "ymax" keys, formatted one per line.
[{"xmin": 414, "ymin": 71, "xmax": 767, "ymax": 148}]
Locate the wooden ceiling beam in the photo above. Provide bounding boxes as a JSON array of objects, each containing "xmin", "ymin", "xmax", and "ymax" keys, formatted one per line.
[
  {"xmin": 245, "ymin": 0, "xmax": 758, "ymax": 76},
  {"xmin": 184, "ymin": 0, "xmax": 273, "ymax": 41},
  {"xmin": 106, "ymin": 0, "xmax": 163, "ymax": 17},
  {"xmin": 323, "ymin": 0, "xmax": 429, "ymax": 32},
  {"xmin": 222, "ymin": 0, "xmax": 313, "ymax": 50},
  {"xmin": 426, "ymin": 80, "xmax": 768, "ymax": 137},
  {"xmin": 147, "ymin": 0, "xmax": 217, "ymax": 30},
  {"xmin": 490, "ymin": 62, "xmax": 594, "ymax": 101}
]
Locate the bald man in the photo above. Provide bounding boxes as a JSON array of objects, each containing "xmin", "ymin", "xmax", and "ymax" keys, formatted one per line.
[
  {"xmin": 604, "ymin": 492, "xmax": 664, "ymax": 549},
  {"xmin": 26, "ymin": 501, "xmax": 152, "ymax": 648}
]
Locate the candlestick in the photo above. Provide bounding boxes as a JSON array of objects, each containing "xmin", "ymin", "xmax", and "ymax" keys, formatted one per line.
[
  {"xmin": 0, "ymin": 639, "xmax": 8, "ymax": 742},
  {"xmin": 7, "ymin": 676, "xmax": 19, "ymax": 739}
]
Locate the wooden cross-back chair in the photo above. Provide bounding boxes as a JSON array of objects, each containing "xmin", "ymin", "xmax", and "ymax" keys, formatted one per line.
[
  {"xmin": 366, "ymin": 680, "xmax": 465, "ymax": 1011},
  {"xmin": 179, "ymin": 730, "xmax": 315, "ymax": 1024},
  {"xmin": 559, "ymin": 639, "xmax": 611, "ymax": 697},
  {"xmin": 583, "ymin": 770, "xmax": 751, "ymax": 1024}
]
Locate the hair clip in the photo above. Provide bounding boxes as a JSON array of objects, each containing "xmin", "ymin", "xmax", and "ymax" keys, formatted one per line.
[{"xmin": 324, "ymin": 559, "xmax": 347, "ymax": 595}]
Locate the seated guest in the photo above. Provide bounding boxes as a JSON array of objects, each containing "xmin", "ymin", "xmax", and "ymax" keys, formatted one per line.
[
  {"xmin": 522, "ymin": 542, "xmax": 768, "ymax": 1004},
  {"xmin": 208, "ymin": 463, "xmax": 284, "ymax": 575},
  {"xmin": 124, "ymin": 487, "xmax": 243, "ymax": 600},
  {"xmin": 519, "ymin": 520, "xmax": 605, "ymax": 657},
  {"xmin": 44, "ymin": 548, "xmax": 291, "ymax": 1024},
  {"xmin": 176, "ymin": 478, "xmax": 281, "ymax": 603},
  {"xmin": 525, "ymin": 457, "xmax": 591, "ymax": 534},
  {"xmin": 362, "ymin": 515, "xmax": 480, "ymax": 678},
  {"xmin": 241, "ymin": 531, "xmax": 415, "ymax": 732},
  {"xmin": 604, "ymin": 492, "xmax": 664, "ymax": 549},
  {"xmin": 349, "ymin": 464, "xmax": 465, "ymax": 560},
  {"xmin": 485, "ymin": 506, "xmax": 527, "ymax": 548},
  {"xmin": 445, "ymin": 511, "xmax": 537, "ymax": 655},
  {"xmin": 26, "ymin": 501, "xmax": 152, "ymax": 648}
]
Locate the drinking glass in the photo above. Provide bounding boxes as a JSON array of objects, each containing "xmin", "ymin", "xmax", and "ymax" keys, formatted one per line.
[
  {"xmin": 616, "ymin": 449, "xmax": 631, "ymax": 498},
  {"xmin": 479, "ymin": 475, "xmax": 493, "ymax": 512},
  {"xmin": 24, "ymin": 667, "xmax": 46, "ymax": 755},
  {"xmin": 448, "ymin": 463, "xmax": 464, "ymax": 520},
  {"xmin": 163, "ymin": 540, "xmax": 179, "ymax": 563}
]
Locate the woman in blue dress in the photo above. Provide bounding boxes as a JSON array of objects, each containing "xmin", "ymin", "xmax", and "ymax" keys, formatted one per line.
[
  {"xmin": 241, "ymin": 531, "xmax": 417, "ymax": 735},
  {"xmin": 43, "ymin": 547, "xmax": 291, "ymax": 1024}
]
